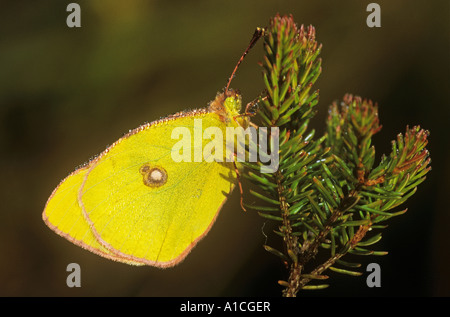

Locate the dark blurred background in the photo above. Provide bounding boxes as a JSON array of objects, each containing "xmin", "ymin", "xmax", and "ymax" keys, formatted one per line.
[{"xmin": 0, "ymin": 0, "xmax": 448, "ymax": 297}]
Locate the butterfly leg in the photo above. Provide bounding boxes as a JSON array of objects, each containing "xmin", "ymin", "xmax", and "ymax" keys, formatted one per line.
[
  {"xmin": 232, "ymin": 156, "xmax": 247, "ymax": 212},
  {"xmin": 232, "ymin": 94, "xmax": 268, "ymax": 128},
  {"xmin": 245, "ymin": 94, "xmax": 268, "ymax": 114}
]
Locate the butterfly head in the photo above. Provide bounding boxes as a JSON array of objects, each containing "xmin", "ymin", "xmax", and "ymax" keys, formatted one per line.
[
  {"xmin": 223, "ymin": 89, "xmax": 242, "ymax": 117},
  {"xmin": 208, "ymin": 89, "xmax": 245, "ymax": 126}
]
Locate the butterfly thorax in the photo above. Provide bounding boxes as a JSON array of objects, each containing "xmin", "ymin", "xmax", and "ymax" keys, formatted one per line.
[{"xmin": 208, "ymin": 90, "xmax": 247, "ymax": 128}]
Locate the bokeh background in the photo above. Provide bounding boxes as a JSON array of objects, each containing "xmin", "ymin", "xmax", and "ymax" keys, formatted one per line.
[{"xmin": 0, "ymin": 0, "xmax": 448, "ymax": 297}]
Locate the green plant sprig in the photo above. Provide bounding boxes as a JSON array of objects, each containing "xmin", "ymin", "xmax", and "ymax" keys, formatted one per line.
[{"xmin": 244, "ymin": 14, "xmax": 431, "ymax": 297}]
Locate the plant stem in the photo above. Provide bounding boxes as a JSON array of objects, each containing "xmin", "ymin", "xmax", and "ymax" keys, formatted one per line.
[
  {"xmin": 275, "ymin": 171, "xmax": 302, "ymax": 297},
  {"xmin": 298, "ymin": 221, "xmax": 373, "ymax": 288},
  {"xmin": 282, "ymin": 188, "xmax": 361, "ymax": 296}
]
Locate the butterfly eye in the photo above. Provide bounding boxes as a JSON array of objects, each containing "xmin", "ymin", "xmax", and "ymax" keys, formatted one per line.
[{"xmin": 140, "ymin": 164, "xmax": 168, "ymax": 188}]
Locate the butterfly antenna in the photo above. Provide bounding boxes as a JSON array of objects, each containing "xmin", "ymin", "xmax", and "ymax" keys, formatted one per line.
[{"xmin": 225, "ymin": 27, "xmax": 265, "ymax": 93}]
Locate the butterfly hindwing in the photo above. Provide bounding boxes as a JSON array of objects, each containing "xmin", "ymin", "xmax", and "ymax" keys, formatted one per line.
[{"xmin": 42, "ymin": 164, "xmax": 144, "ymax": 265}]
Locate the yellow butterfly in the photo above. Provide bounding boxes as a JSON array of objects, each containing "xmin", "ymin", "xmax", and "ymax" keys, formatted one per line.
[{"xmin": 42, "ymin": 28, "xmax": 264, "ymax": 267}]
